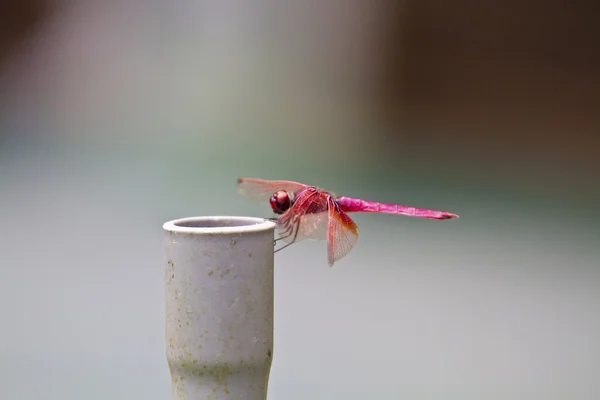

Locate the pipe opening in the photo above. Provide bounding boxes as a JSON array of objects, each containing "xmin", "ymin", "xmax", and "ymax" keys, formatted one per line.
[
  {"xmin": 163, "ymin": 216, "xmax": 275, "ymax": 235},
  {"xmin": 175, "ymin": 218, "xmax": 258, "ymax": 228}
]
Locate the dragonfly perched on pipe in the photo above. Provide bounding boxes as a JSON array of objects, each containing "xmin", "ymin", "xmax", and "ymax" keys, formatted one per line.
[{"xmin": 237, "ymin": 177, "xmax": 459, "ymax": 266}]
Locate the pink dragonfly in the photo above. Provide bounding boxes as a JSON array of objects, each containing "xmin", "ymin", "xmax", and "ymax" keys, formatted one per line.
[{"xmin": 237, "ymin": 177, "xmax": 459, "ymax": 266}]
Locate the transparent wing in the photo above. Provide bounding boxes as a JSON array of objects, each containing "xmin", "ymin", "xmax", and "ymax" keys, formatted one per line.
[
  {"xmin": 237, "ymin": 177, "xmax": 309, "ymax": 204},
  {"xmin": 276, "ymin": 188, "xmax": 330, "ymax": 244},
  {"xmin": 326, "ymin": 199, "xmax": 359, "ymax": 266},
  {"xmin": 279, "ymin": 212, "xmax": 329, "ymax": 243}
]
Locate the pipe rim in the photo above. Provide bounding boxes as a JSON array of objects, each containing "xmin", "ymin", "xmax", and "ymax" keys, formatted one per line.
[{"xmin": 163, "ymin": 215, "xmax": 276, "ymax": 235}]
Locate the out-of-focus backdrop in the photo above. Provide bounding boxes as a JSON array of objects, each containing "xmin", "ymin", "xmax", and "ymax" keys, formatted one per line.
[{"xmin": 1, "ymin": 1, "xmax": 599, "ymax": 399}]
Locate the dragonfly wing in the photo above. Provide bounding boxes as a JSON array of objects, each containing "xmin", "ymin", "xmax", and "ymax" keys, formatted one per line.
[
  {"xmin": 326, "ymin": 198, "xmax": 359, "ymax": 266},
  {"xmin": 276, "ymin": 188, "xmax": 329, "ymax": 243},
  {"xmin": 237, "ymin": 177, "xmax": 309, "ymax": 204},
  {"xmin": 279, "ymin": 212, "xmax": 329, "ymax": 243}
]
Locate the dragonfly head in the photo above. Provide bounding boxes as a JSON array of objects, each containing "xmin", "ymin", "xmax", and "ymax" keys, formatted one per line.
[{"xmin": 269, "ymin": 190, "xmax": 292, "ymax": 215}]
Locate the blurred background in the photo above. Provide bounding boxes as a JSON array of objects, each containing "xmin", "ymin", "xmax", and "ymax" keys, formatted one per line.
[{"xmin": 1, "ymin": 1, "xmax": 599, "ymax": 399}]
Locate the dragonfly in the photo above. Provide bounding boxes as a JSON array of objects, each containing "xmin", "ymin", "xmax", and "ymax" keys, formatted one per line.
[{"xmin": 237, "ymin": 177, "xmax": 459, "ymax": 266}]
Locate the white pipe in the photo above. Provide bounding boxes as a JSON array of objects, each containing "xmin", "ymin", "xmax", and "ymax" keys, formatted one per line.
[{"xmin": 163, "ymin": 216, "xmax": 276, "ymax": 400}]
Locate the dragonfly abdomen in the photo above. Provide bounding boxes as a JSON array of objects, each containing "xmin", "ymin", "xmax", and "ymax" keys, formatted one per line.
[
  {"xmin": 337, "ymin": 197, "xmax": 405, "ymax": 213},
  {"xmin": 336, "ymin": 196, "xmax": 458, "ymax": 220}
]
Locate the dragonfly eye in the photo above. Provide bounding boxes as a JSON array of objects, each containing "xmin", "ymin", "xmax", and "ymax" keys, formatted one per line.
[{"xmin": 269, "ymin": 190, "xmax": 292, "ymax": 214}]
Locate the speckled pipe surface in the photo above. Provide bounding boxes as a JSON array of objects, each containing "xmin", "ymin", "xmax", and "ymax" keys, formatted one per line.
[{"xmin": 163, "ymin": 216, "xmax": 276, "ymax": 400}]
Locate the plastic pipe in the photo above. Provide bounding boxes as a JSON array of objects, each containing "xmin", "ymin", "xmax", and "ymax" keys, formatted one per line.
[{"xmin": 163, "ymin": 216, "xmax": 276, "ymax": 400}]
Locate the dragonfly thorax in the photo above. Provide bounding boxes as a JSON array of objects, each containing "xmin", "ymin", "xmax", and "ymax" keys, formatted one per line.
[{"xmin": 269, "ymin": 190, "xmax": 293, "ymax": 214}]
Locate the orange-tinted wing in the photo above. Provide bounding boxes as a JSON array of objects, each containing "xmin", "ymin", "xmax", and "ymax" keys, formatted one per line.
[
  {"xmin": 277, "ymin": 188, "xmax": 330, "ymax": 243},
  {"xmin": 237, "ymin": 177, "xmax": 309, "ymax": 204},
  {"xmin": 326, "ymin": 197, "xmax": 359, "ymax": 266}
]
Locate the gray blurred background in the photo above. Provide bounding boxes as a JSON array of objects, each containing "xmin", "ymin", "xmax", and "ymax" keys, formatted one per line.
[{"xmin": 1, "ymin": 1, "xmax": 599, "ymax": 399}]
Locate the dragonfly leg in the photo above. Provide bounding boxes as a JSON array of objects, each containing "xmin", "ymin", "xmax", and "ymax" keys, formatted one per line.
[
  {"xmin": 274, "ymin": 241, "xmax": 295, "ymax": 253},
  {"xmin": 273, "ymin": 231, "xmax": 293, "ymax": 247},
  {"xmin": 274, "ymin": 220, "xmax": 293, "ymax": 242},
  {"xmin": 266, "ymin": 217, "xmax": 282, "ymax": 247},
  {"xmin": 274, "ymin": 224, "xmax": 299, "ymax": 253},
  {"xmin": 275, "ymin": 233, "xmax": 293, "ymax": 242}
]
